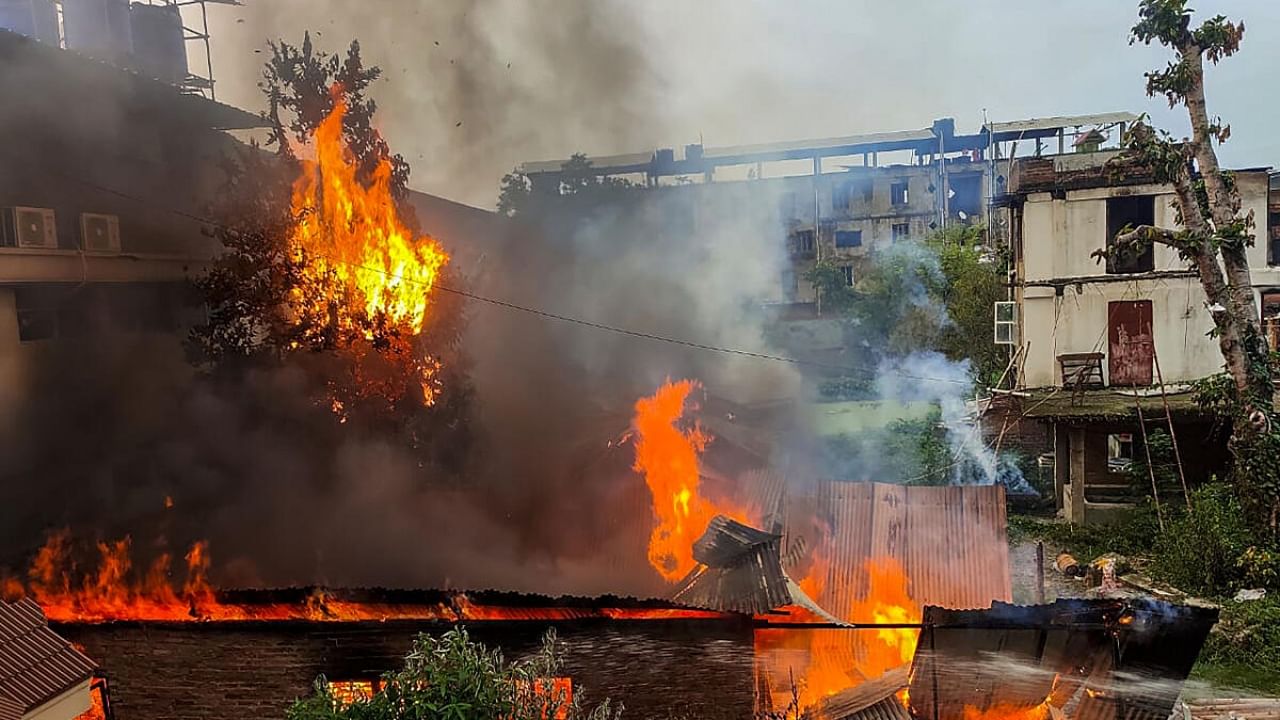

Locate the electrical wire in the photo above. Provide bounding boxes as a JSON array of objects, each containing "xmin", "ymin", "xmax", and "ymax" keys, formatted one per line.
[{"xmin": 17, "ymin": 158, "xmax": 976, "ymax": 387}]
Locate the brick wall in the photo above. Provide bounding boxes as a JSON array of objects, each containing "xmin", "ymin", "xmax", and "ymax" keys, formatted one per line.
[{"xmin": 56, "ymin": 620, "xmax": 755, "ymax": 720}]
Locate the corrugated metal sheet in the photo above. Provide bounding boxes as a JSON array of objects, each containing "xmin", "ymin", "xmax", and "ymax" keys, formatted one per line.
[
  {"xmin": 803, "ymin": 482, "xmax": 1011, "ymax": 613},
  {"xmin": 671, "ymin": 517, "xmax": 791, "ymax": 615},
  {"xmin": 906, "ymin": 599, "xmax": 1218, "ymax": 720},
  {"xmin": 814, "ymin": 666, "xmax": 909, "ymax": 720},
  {"xmin": 0, "ymin": 598, "xmax": 96, "ymax": 719}
]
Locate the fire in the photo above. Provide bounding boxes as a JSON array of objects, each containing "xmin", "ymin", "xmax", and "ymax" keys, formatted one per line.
[
  {"xmin": 632, "ymin": 379, "xmax": 749, "ymax": 582},
  {"xmin": 961, "ymin": 701, "xmax": 1051, "ymax": 720},
  {"xmin": 758, "ymin": 555, "xmax": 922, "ymax": 713},
  {"xmin": 287, "ymin": 86, "xmax": 449, "ymax": 405},
  {"xmin": 3, "ymin": 531, "xmax": 735, "ymax": 624}
]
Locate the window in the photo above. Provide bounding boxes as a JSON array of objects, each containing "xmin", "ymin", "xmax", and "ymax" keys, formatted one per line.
[
  {"xmin": 14, "ymin": 287, "xmax": 57, "ymax": 342},
  {"xmin": 832, "ymin": 182, "xmax": 852, "ymax": 213},
  {"xmin": 891, "ymin": 223, "xmax": 910, "ymax": 242},
  {"xmin": 890, "ymin": 181, "xmax": 909, "ymax": 206},
  {"xmin": 834, "ymin": 230, "xmax": 862, "ymax": 248},
  {"xmin": 949, "ymin": 174, "xmax": 983, "ymax": 220},
  {"xmin": 790, "ymin": 229, "xmax": 816, "ymax": 257},
  {"xmin": 329, "ymin": 680, "xmax": 378, "ymax": 705},
  {"xmin": 1106, "ymin": 195, "xmax": 1156, "ymax": 274},
  {"xmin": 1262, "ymin": 291, "xmax": 1280, "ymax": 352},
  {"xmin": 840, "ymin": 265, "xmax": 854, "ymax": 287},
  {"xmin": 1107, "ymin": 433, "xmax": 1134, "ymax": 473},
  {"xmin": 994, "ymin": 301, "xmax": 1017, "ymax": 345},
  {"xmin": 519, "ymin": 678, "xmax": 574, "ymax": 720}
]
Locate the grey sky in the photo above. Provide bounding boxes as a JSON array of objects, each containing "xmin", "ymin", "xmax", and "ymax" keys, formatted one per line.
[{"xmin": 202, "ymin": 1, "xmax": 1280, "ymax": 208}]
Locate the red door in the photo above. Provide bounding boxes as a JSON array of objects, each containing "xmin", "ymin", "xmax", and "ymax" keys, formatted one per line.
[{"xmin": 1109, "ymin": 300, "xmax": 1154, "ymax": 386}]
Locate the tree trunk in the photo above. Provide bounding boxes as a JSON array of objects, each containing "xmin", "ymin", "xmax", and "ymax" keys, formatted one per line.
[{"xmin": 1178, "ymin": 41, "xmax": 1271, "ymax": 408}]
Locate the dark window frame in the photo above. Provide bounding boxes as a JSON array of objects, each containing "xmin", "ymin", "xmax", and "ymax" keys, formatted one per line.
[
  {"xmin": 891, "ymin": 222, "xmax": 910, "ymax": 242},
  {"xmin": 1106, "ymin": 195, "xmax": 1156, "ymax": 274},
  {"xmin": 834, "ymin": 229, "xmax": 863, "ymax": 248},
  {"xmin": 890, "ymin": 181, "xmax": 909, "ymax": 207}
]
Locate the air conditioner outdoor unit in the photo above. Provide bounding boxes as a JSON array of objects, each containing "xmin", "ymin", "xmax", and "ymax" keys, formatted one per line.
[
  {"xmin": 7, "ymin": 207, "xmax": 58, "ymax": 249},
  {"xmin": 80, "ymin": 213, "xmax": 121, "ymax": 252}
]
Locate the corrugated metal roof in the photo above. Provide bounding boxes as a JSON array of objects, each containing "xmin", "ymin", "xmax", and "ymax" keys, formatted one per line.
[
  {"xmin": 906, "ymin": 598, "xmax": 1218, "ymax": 720},
  {"xmin": 0, "ymin": 598, "xmax": 96, "ymax": 719},
  {"xmin": 985, "ymin": 112, "xmax": 1139, "ymax": 138},
  {"xmin": 807, "ymin": 482, "xmax": 1012, "ymax": 612}
]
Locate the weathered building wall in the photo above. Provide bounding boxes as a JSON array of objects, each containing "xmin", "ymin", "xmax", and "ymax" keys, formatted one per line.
[
  {"xmin": 1018, "ymin": 171, "xmax": 1272, "ymax": 388},
  {"xmin": 57, "ymin": 620, "xmax": 755, "ymax": 720}
]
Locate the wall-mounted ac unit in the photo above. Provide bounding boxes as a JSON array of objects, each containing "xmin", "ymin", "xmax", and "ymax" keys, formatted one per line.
[
  {"xmin": 5, "ymin": 207, "xmax": 58, "ymax": 249},
  {"xmin": 80, "ymin": 213, "xmax": 122, "ymax": 252}
]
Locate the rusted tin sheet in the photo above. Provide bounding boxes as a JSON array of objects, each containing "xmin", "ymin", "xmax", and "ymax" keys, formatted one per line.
[
  {"xmin": 812, "ymin": 482, "xmax": 1011, "ymax": 613},
  {"xmin": 1108, "ymin": 300, "xmax": 1154, "ymax": 387}
]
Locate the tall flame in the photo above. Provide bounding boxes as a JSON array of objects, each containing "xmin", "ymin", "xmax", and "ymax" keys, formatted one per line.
[
  {"xmin": 289, "ymin": 89, "xmax": 448, "ymax": 338},
  {"xmin": 632, "ymin": 379, "xmax": 749, "ymax": 582}
]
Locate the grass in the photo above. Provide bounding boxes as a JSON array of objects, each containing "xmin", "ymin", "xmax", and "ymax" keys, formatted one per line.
[{"xmin": 809, "ymin": 400, "xmax": 936, "ymax": 435}]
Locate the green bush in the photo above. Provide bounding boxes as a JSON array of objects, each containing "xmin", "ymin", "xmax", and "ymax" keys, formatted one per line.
[
  {"xmin": 1151, "ymin": 483, "xmax": 1254, "ymax": 595},
  {"xmin": 287, "ymin": 628, "xmax": 620, "ymax": 720}
]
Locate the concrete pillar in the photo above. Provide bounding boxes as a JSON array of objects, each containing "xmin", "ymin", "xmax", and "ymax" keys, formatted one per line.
[{"xmin": 1068, "ymin": 427, "xmax": 1087, "ymax": 524}]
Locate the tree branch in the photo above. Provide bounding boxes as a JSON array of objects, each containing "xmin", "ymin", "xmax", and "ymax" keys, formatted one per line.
[{"xmin": 1116, "ymin": 224, "xmax": 1180, "ymax": 247}]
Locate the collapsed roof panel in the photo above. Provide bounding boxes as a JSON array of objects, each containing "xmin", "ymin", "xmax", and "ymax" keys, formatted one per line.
[{"xmin": 906, "ymin": 598, "xmax": 1218, "ymax": 720}]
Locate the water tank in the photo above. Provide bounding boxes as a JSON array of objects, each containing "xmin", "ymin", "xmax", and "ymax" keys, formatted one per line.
[
  {"xmin": 0, "ymin": 0, "xmax": 59, "ymax": 45},
  {"xmin": 129, "ymin": 2, "xmax": 186, "ymax": 85},
  {"xmin": 63, "ymin": 0, "xmax": 132, "ymax": 61}
]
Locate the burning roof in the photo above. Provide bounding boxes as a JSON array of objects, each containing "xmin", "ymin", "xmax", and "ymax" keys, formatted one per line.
[{"xmin": 671, "ymin": 516, "xmax": 790, "ymax": 614}]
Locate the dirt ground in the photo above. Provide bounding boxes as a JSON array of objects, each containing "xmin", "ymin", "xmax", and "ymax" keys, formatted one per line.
[{"xmin": 1008, "ymin": 539, "xmax": 1090, "ymax": 604}]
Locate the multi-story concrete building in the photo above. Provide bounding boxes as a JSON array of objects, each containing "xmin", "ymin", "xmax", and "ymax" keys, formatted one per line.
[
  {"xmin": 520, "ymin": 113, "xmax": 1137, "ymax": 311},
  {"xmin": 989, "ymin": 148, "xmax": 1275, "ymax": 523}
]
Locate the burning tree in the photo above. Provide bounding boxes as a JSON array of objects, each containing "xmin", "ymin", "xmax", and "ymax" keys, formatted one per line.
[
  {"xmin": 1101, "ymin": 1, "xmax": 1280, "ymax": 530},
  {"xmin": 191, "ymin": 35, "xmax": 471, "ymax": 463}
]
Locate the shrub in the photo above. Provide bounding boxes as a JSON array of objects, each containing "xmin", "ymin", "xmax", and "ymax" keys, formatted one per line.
[
  {"xmin": 1151, "ymin": 483, "xmax": 1254, "ymax": 595},
  {"xmin": 287, "ymin": 628, "xmax": 621, "ymax": 720}
]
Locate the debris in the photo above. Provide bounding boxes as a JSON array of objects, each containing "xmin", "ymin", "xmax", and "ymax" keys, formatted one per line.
[
  {"xmin": 1055, "ymin": 552, "xmax": 1083, "ymax": 577},
  {"xmin": 1233, "ymin": 588, "xmax": 1266, "ymax": 602}
]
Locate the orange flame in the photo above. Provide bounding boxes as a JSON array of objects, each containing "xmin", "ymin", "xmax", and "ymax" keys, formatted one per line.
[
  {"xmin": 632, "ymin": 379, "xmax": 749, "ymax": 582},
  {"xmin": 961, "ymin": 701, "xmax": 1052, "ymax": 720},
  {"xmin": 288, "ymin": 86, "xmax": 449, "ymax": 405},
  {"xmin": 758, "ymin": 555, "xmax": 922, "ymax": 713}
]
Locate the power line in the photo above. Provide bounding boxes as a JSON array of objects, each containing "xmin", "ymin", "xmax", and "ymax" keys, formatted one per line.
[{"xmin": 15, "ymin": 157, "xmax": 972, "ymax": 387}]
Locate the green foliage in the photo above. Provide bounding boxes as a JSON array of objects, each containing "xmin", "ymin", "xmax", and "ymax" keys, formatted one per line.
[
  {"xmin": 1151, "ymin": 484, "xmax": 1255, "ymax": 594},
  {"xmin": 816, "ymin": 376, "xmax": 874, "ymax": 402},
  {"xmin": 811, "ymin": 225, "xmax": 1007, "ymax": 386},
  {"xmin": 1131, "ymin": 0, "xmax": 1244, "ymax": 105},
  {"xmin": 287, "ymin": 628, "xmax": 620, "ymax": 720},
  {"xmin": 498, "ymin": 154, "xmax": 641, "ymax": 219},
  {"xmin": 1194, "ymin": 596, "xmax": 1280, "ymax": 694},
  {"xmin": 820, "ymin": 410, "xmax": 951, "ymax": 485},
  {"xmin": 1007, "ymin": 506, "xmax": 1163, "ymax": 562},
  {"xmin": 803, "ymin": 261, "xmax": 859, "ymax": 316}
]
